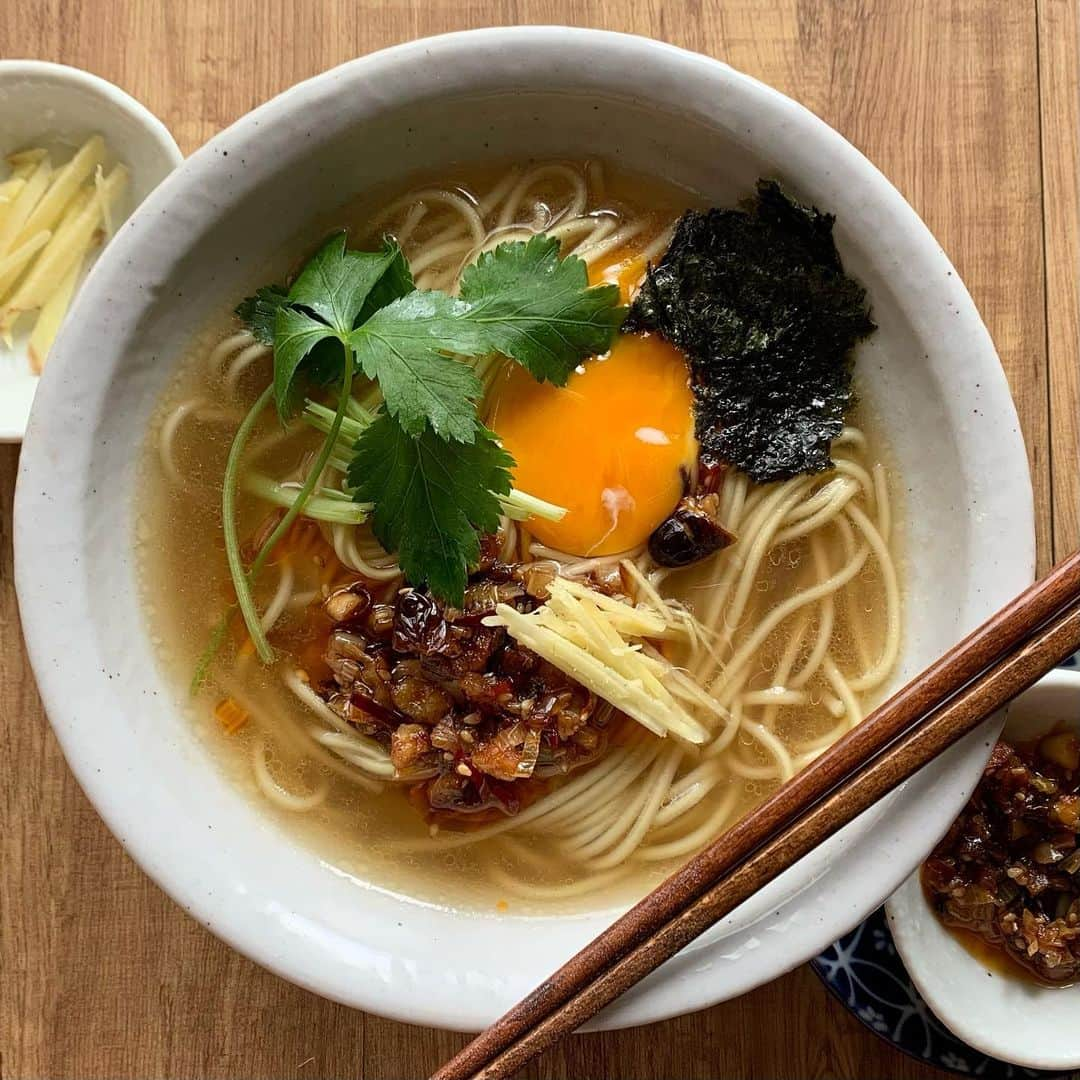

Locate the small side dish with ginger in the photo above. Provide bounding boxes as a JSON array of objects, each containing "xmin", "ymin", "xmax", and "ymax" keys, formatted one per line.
[
  {"xmin": 922, "ymin": 731, "xmax": 1080, "ymax": 985},
  {"xmin": 0, "ymin": 135, "xmax": 127, "ymax": 371}
]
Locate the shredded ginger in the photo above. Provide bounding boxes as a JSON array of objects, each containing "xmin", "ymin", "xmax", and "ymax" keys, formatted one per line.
[{"xmin": 485, "ymin": 577, "xmax": 723, "ymax": 745}]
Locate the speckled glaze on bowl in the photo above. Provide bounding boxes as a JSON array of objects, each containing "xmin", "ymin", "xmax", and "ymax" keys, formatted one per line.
[
  {"xmin": 14, "ymin": 28, "xmax": 1034, "ymax": 1031},
  {"xmin": 887, "ymin": 670, "xmax": 1080, "ymax": 1072}
]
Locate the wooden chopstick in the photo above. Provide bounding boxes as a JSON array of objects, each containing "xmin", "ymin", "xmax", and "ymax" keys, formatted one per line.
[{"xmin": 433, "ymin": 549, "xmax": 1080, "ymax": 1080}]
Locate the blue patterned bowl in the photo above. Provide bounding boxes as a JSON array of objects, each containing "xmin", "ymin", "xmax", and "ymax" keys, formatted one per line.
[
  {"xmin": 815, "ymin": 660, "xmax": 1080, "ymax": 1078},
  {"xmin": 813, "ymin": 909, "xmax": 1076, "ymax": 1079}
]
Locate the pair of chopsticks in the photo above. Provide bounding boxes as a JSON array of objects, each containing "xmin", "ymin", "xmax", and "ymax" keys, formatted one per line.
[{"xmin": 433, "ymin": 549, "xmax": 1080, "ymax": 1080}]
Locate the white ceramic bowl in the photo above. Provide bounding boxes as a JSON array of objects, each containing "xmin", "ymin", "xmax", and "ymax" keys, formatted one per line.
[
  {"xmin": 887, "ymin": 668, "xmax": 1080, "ymax": 1071},
  {"xmin": 13, "ymin": 29, "xmax": 1035, "ymax": 1031},
  {"xmin": 0, "ymin": 60, "xmax": 182, "ymax": 441}
]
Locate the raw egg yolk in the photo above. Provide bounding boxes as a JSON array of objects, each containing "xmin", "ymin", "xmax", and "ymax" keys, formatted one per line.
[
  {"xmin": 600, "ymin": 251, "xmax": 652, "ymax": 304},
  {"xmin": 489, "ymin": 332, "xmax": 696, "ymax": 557}
]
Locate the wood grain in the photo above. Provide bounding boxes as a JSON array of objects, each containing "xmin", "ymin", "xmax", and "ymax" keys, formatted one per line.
[
  {"xmin": 1039, "ymin": 0, "xmax": 1080, "ymax": 561},
  {"xmin": 0, "ymin": 1, "xmax": 1068, "ymax": 1078}
]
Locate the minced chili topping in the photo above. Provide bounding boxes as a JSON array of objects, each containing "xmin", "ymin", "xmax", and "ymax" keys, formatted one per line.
[{"xmin": 922, "ymin": 731, "xmax": 1080, "ymax": 985}]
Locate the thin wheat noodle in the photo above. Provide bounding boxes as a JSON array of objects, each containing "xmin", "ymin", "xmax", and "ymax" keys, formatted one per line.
[
  {"xmin": 393, "ymin": 201, "xmax": 427, "ymax": 247},
  {"xmin": 409, "ymin": 236, "xmax": 477, "ymax": 278},
  {"xmin": 283, "ymin": 670, "xmax": 396, "ymax": 780},
  {"xmin": 495, "ymin": 164, "xmax": 587, "ymax": 229},
  {"xmin": 714, "ymin": 541, "xmax": 869, "ymax": 697},
  {"xmin": 738, "ymin": 688, "xmax": 811, "ymax": 707},
  {"xmin": 773, "ymin": 479, "xmax": 858, "ymax": 545},
  {"xmin": 639, "ymin": 225, "xmax": 675, "ymax": 262},
  {"xmin": 636, "ymin": 787, "xmax": 740, "ymax": 861},
  {"xmin": 733, "ymin": 720, "xmax": 794, "ymax": 781},
  {"xmin": 831, "ymin": 456, "xmax": 878, "ymax": 501},
  {"xmin": 787, "ymin": 534, "xmax": 837, "ymax": 689},
  {"xmin": 252, "ymin": 734, "xmax": 330, "ymax": 811},
  {"xmin": 552, "ymin": 214, "xmax": 616, "ymax": 254},
  {"xmin": 486, "ymin": 863, "xmax": 633, "ymax": 901},
  {"xmin": 575, "ymin": 219, "xmax": 649, "ymax": 265},
  {"xmin": 566, "ymin": 746, "xmax": 682, "ymax": 865},
  {"xmin": 759, "ymin": 607, "xmax": 812, "ymax": 731},
  {"xmin": 824, "ymin": 656, "xmax": 863, "ymax": 729},
  {"xmin": 375, "ymin": 187, "xmax": 485, "ymax": 245},
  {"xmin": 652, "ymin": 757, "xmax": 727, "ymax": 827},
  {"xmin": 475, "ymin": 166, "xmax": 523, "ymax": 215},
  {"xmin": 844, "ymin": 499, "xmax": 901, "ymax": 691},
  {"xmin": 207, "ymin": 330, "xmax": 256, "ymax": 377},
  {"xmin": 694, "ymin": 479, "xmax": 810, "ymax": 661},
  {"xmin": 259, "ymin": 560, "xmax": 294, "ymax": 634},
  {"xmin": 329, "ymin": 522, "xmax": 404, "ymax": 581},
  {"xmin": 158, "ymin": 398, "xmax": 239, "ymax": 490},
  {"xmin": 585, "ymin": 160, "xmax": 606, "ymax": 202},
  {"xmin": 224, "ymin": 341, "xmax": 272, "ymax": 399}
]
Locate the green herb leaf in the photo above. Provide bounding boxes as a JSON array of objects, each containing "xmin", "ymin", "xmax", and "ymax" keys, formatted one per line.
[
  {"xmin": 235, "ymin": 285, "xmax": 288, "ymax": 345},
  {"xmin": 347, "ymin": 236, "xmax": 623, "ymax": 439},
  {"xmin": 287, "ymin": 233, "xmax": 402, "ymax": 335},
  {"xmin": 356, "ymin": 243, "xmax": 414, "ymax": 323},
  {"xmin": 458, "ymin": 235, "xmax": 624, "ymax": 385},
  {"xmin": 266, "ymin": 235, "xmax": 409, "ymax": 420},
  {"xmin": 231, "ymin": 231, "xmax": 623, "ymax": 623},
  {"xmin": 272, "ymin": 306, "xmax": 339, "ymax": 419},
  {"xmin": 347, "ymin": 411, "xmax": 513, "ymax": 604},
  {"xmin": 349, "ymin": 291, "xmax": 486, "ymax": 442}
]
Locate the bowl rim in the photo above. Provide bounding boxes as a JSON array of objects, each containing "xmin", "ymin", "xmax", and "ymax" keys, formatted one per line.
[
  {"xmin": 886, "ymin": 668, "xmax": 1080, "ymax": 1071},
  {"xmin": 0, "ymin": 59, "xmax": 182, "ymax": 161},
  {"xmin": 13, "ymin": 26, "xmax": 1036, "ymax": 1030},
  {"xmin": 0, "ymin": 58, "xmax": 183, "ymax": 443}
]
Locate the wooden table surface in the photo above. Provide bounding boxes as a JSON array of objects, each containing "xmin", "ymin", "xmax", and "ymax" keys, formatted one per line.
[{"xmin": 2, "ymin": 2, "xmax": 1078, "ymax": 1078}]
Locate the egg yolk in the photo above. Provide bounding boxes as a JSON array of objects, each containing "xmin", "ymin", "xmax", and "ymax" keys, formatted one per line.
[{"xmin": 488, "ymin": 332, "xmax": 696, "ymax": 557}]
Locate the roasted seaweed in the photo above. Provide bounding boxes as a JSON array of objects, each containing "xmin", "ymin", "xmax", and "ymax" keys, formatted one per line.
[{"xmin": 625, "ymin": 180, "xmax": 874, "ymax": 483}]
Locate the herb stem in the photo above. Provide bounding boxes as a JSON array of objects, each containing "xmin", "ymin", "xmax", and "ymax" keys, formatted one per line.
[
  {"xmin": 500, "ymin": 489, "xmax": 567, "ymax": 523},
  {"xmin": 198, "ymin": 352, "xmax": 360, "ymax": 688},
  {"xmin": 247, "ymin": 344, "xmax": 357, "ymax": 584},
  {"xmin": 222, "ymin": 385, "xmax": 275, "ymax": 663},
  {"xmin": 243, "ymin": 472, "xmax": 372, "ymax": 524},
  {"xmin": 189, "ymin": 609, "xmax": 233, "ymax": 695}
]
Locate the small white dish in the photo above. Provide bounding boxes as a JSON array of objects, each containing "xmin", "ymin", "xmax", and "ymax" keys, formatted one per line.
[
  {"xmin": 0, "ymin": 60, "xmax": 182, "ymax": 442},
  {"xmin": 887, "ymin": 668, "xmax": 1080, "ymax": 1072}
]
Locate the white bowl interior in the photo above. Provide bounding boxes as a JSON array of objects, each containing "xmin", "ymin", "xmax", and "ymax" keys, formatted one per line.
[
  {"xmin": 887, "ymin": 669, "xmax": 1080, "ymax": 1071},
  {"xmin": 15, "ymin": 30, "xmax": 1035, "ymax": 1031},
  {"xmin": 0, "ymin": 61, "xmax": 181, "ymax": 441}
]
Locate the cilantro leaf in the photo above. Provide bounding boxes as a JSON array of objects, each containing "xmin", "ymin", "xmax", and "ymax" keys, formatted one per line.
[
  {"xmin": 356, "ymin": 243, "xmax": 414, "ymax": 323},
  {"xmin": 458, "ymin": 234, "xmax": 625, "ymax": 385},
  {"xmin": 237, "ymin": 232, "xmax": 624, "ymax": 609},
  {"xmin": 347, "ymin": 236, "xmax": 623, "ymax": 439},
  {"xmin": 287, "ymin": 233, "xmax": 402, "ymax": 334},
  {"xmin": 266, "ymin": 235, "xmax": 408, "ymax": 420},
  {"xmin": 272, "ymin": 307, "xmax": 339, "ymax": 419},
  {"xmin": 235, "ymin": 285, "xmax": 288, "ymax": 345},
  {"xmin": 349, "ymin": 291, "xmax": 485, "ymax": 442},
  {"xmin": 347, "ymin": 411, "xmax": 513, "ymax": 604}
]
